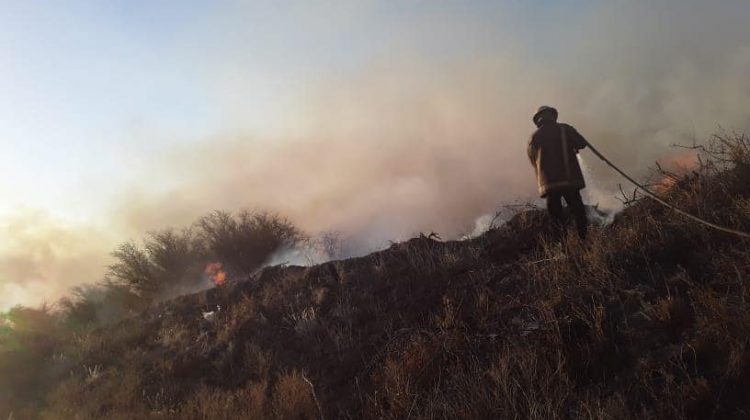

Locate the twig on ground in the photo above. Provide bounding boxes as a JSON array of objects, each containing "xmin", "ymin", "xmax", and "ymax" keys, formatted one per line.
[
  {"xmin": 302, "ymin": 373, "xmax": 325, "ymax": 420},
  {"xmin": 526, "ymin": 256, "xmax": 568, "ymax": 265}
]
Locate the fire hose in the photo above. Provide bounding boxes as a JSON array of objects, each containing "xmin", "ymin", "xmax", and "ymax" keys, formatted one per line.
[{"xmin": 584, "ymin": 140, "xmax": 750, "ymax": 239}]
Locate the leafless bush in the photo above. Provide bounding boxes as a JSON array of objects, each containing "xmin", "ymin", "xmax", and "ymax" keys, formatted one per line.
[
  {"xmin": 107, "ymin": 228, "xmax": 206, "ymax": 303},
  {"xmin": 198, "ymin": 210, "xmax": 304, "ymax": 275}
]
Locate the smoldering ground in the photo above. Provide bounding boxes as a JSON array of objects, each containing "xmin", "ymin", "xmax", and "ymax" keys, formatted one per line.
[{"xmin": 3, "ymin": 0, "xmax": 750, "ymax": 308}]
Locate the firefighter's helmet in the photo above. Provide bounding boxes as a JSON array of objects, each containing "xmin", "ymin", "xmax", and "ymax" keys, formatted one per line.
[{"xmin": 533, "ymin": 105, "xmax": 558, "ymax": 127}]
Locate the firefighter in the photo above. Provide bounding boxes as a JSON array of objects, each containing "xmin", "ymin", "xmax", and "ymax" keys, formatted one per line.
[{"xmin": 527, "ymin": 106, "xmax": 589, "ymax": 239}]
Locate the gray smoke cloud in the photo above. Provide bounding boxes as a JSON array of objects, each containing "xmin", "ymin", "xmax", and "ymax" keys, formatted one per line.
[
  {"xmin": 4, "ymin": 0, "xmax": 750, "ymax": 308},
  {"xmin": 0, "ymin": 210, "xmax": 114, "ymax": 309},
  {"xmin": 115, "ymin": 1, "xmax": 750, "ymax": 244}
]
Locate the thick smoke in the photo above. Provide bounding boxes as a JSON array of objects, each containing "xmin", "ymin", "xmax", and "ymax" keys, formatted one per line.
[
  {"xmin": 0, "ymin": 210, "xmax": 114, "ymax": 309},
  {"xmin": 116, "ymin": 1, "xmax": 750, "ymax": 250},
  {"xmin": 4, "ymin": 0, "xmax": 750, "ymax": 308}
]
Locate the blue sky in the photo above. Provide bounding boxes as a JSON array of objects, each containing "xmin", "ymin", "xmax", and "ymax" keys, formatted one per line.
[
  {"xmin": 1, "ymin": 2, "xmax": 218, "ymax": 215},
  {"xmin": 0, "ymin": 0, "xmax": 552, "ymax": 218}
]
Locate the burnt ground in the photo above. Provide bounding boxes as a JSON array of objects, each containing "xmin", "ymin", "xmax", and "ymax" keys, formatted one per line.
[{"xmin": 7, "ymin": 141, "xmax": 750, "ymax": 419}]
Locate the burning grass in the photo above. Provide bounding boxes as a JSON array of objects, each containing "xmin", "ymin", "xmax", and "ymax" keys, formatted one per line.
[{"xmin": 2, "ymin": 132, "xmax": 750, "ymax": 419}]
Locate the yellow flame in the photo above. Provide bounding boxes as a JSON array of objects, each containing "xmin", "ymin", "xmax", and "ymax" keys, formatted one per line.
[{"xmin": 204, "ymin": 262, "xmax": 227, "ymax": 286}]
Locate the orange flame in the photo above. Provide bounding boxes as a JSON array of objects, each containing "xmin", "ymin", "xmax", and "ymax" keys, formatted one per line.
[
  {"xmin": 654, "ymin": 176, "xmax": 678, "ymax": 194},
  {"xmin": 205, "ymin": 262, "xmax": 227, "ymax": 286},
  {"xmin": 654, "ymin": 151, "xmax": 699, "ymax": 194},
  {"xmin": 662, "ymin": 151, "xmax": 699, "ymax": 170}
]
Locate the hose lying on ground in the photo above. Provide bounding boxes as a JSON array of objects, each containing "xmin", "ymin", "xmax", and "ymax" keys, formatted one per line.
[{"xmin": 584, "ymin": 140, "xmax": 750, "ymax": 239}]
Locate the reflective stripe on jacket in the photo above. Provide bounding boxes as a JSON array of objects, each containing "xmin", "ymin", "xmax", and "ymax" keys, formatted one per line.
[{"xmin": 527, "ymin": 122, "xmax": 587, "ymax": 197}]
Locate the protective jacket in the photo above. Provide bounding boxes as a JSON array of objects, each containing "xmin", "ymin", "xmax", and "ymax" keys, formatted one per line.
[{"xmin": 527, "ymin": 122, "xmax": 587, "ymax": 197}]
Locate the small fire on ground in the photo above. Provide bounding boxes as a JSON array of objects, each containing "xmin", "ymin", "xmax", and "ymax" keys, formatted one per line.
[{"xmin": 205, "ymin": 262, "xmax": 227, "ymax": 286}]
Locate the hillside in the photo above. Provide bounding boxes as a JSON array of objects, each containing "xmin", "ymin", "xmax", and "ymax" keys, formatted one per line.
[{"xmin": 4, "ymin": 134, "xmax": 750, "ymax": 419}]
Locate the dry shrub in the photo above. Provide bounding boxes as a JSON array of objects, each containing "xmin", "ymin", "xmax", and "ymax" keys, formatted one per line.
[
  {"xmin": 7, "ymin": 132, "xmax": 750, "ymax": 419},
  {"xmin": 485, "ymin": 344, "xmax": 573, "ymax": 419},
  {"xmin": 271, "ymin": 371, "xmax": 318, "ymax": 420},
  {"xmin": 246, "ymin": 379, "xmax": 272, "ymax": 419},
  {"xmin": 198, "ymin": 210, "xmax": 304, "ymax": 275},
  {"xmin": 157, "ymin": 320, "xmax": 192, "ymax": 349},
  {"xmin": 176, "ymin": 385, "xmax": 245, "ymax": 420},
  {"xmin": 108, "ymin": 228, "xmax": 207, "ymax": 304},
  {"xmin": 243, "ymin": 343, "xmax": 274, "ymax": 380},
  {"xmin": 174, "ymin": 379, "xmax": 270, "ymax": 419},
  {"xmin": 43, "ymin": 367, "xmax": 148, "ymax": 419},
  {"xmin": 217, "ymin": 294, "xmax": 258, "ymax": 343}
]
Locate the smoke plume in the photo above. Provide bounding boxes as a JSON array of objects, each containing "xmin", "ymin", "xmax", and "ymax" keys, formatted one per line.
[{"xmin": 4, "ymin": 0, "xmax": 750, "ymax": 308}]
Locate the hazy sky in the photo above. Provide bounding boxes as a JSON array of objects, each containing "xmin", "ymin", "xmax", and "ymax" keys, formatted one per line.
[{"xmin": 2, "ymin": 0, "xmax": 749, "ymax": 309}]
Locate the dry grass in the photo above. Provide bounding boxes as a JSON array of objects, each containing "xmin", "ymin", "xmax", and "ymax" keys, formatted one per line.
[{"xmin": 3, "ymin": 133, "xmax": 750, "ymax": 419}]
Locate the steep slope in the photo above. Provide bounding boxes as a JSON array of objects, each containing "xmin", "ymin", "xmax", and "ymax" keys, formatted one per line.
[{"xmin": 15, "ymin": 139, "xmax": 750, "ymax": 419}]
